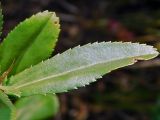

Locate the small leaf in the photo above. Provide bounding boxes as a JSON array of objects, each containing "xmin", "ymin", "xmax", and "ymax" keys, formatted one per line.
[
  {"xmin": 0, "ymin": 105, "xmax": 16, "ymax": 120},
  {"xmin": 3, "ymin": 42, "xmax": 159, "ymax": 96},
  {"xmin": 0, "ymin": 90, "xmax": 14, "ymax": 109},
  {"xmin": 15, "ymin": 94, "xmax": 59, "ymax": 120},
  {"xmin": 0, "ymin": 11, "xmax": 60, "ymax": 76},
  {"xmin": 0, "ymin": 90, "xmax": 16, "ymax": 120},
  {"xmin": 0, "ymin": 106, "xmax": 11, "ymax": 120},
  {"xmin": 0, "ymin": 94, "xmax": 59, "ymax": 120}
]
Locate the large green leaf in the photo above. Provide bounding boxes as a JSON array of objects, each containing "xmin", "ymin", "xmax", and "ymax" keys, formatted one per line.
[
  {"xmin": 2, "ymin": 42, "xmax": 159, "ymax": 97},
  {"xmin": 0, "ymin": 11, "xmax": 60, "ymax": 76},
  {"xmin": 15, "ymin": 94, "xmax": 59, "ymax": 120}
]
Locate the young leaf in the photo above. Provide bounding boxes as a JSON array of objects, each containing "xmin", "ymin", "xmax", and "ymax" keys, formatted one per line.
[
  {"xmin": 0, "ymin": 94, "xmax": 59, "ymax": 120},
  {"xmin": 15, "ymin": 94, "xmax": 59, "ymax": 120},
  {"xmin": 0, "ymin": 90, "xmax": 14, "ymax": 110},
  {"xmin": 0, "ymin": 107, "xmax": 11, "ymax": 120},
  {"xmin": 0, "ymin": 2, "xmax": 3, "ymax": 36},
  {"xmin": 3, "ymin": 42, "xmax": 159, "ymax": 97},
  {"xmin": 0, "ymin": 90, "xmax": 16, "ymax": 120},
  {"xmin": 0, "ymin": 11, "xmax": 60, "ymax": 76}
]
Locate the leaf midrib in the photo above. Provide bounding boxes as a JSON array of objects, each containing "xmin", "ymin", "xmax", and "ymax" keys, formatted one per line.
[{"xmin": 11, "ymin": 53, "xmax": 155, "ymax": 90}]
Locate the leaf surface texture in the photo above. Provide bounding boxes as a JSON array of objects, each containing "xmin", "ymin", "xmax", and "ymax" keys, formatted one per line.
[
  {"xmin": 0, "ymin": 11, "xmax": 60, "ymax": 75},
  {"xmin": 4, "ymin": 42, "xmax": 159, "ymax": 96}
]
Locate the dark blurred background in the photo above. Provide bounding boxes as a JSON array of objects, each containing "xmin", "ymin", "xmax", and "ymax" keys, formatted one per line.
[{"xmin": 1, "ymin": 0, "xmax": 160, "ymax": 120}]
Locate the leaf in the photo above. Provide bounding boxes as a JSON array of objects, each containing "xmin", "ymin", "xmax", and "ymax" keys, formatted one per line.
[
  {"xmin": 0, "ymin": 90, "xmax": 14, "ymax": 109},
  {"xmin": 0, "ymin": 105, "xmax": 16, "ymax": 120},
  {"xmin": 0, "ymin": 94, "xmax": 59, "ymax": 120},
  {"xmin": 0, "ymin": 2, "xmax": 3, "ymax": 36},
  {"xmin": 0, "ymin": 90, "xmax": 16, "ymax": 120},
  {"xmin": 15, "ymin": 94, "xmax": 59, "ymax": 120},
  {"xmin": 0, "ymin": 11, "xmax": 60, "ymax": 76},
  {"xmin": 3, "ymin": 42, "xmax": 159, "ymax": 97},
  {"xmin": 0, "ymin": 106, "xmax": 11, "ymax": 120}
]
